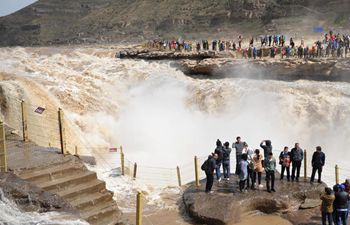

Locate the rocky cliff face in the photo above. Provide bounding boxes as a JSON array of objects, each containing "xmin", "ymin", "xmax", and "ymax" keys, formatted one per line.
[{"xmin": 0, "ymin": 0, "xmax": 349, "ymax": 46}]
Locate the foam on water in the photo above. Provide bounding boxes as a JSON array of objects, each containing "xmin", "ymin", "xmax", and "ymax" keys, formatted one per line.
[
  {"xmin": 0, "ymin": 46, "xmax": 350, "ymax": 211},
  {"xmin": 0, "ymin": 189, "xmax": 88, "ymax": 225}
]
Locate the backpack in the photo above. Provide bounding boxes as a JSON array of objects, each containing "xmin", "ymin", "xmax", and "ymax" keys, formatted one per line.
[
  {"xmin": 222, "ymin": 149, "xmax": 230, "ymax": 159},
  {"xmin": 201, "ymin": 160, "xmax": 209, "ymax": 171}
]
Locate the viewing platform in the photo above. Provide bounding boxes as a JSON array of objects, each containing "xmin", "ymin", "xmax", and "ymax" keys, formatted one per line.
[
  {"xmin": 116, "ymin": 48, "xmax": 350, "ymax": 82},
  {"xmin": 183, "ymin": 174, "xmax": 328, "ymax": 225}
]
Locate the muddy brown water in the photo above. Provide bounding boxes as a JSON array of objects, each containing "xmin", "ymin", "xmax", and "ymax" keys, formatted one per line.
[{"xmin": 233, "ymin": 215, "xmax": 292, "ymax": 225}]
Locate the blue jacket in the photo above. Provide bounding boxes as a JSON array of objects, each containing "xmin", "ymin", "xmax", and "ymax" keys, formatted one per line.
[{"xmin": 291, "ymin": 147, "xmax": 304, "ymax": 162}]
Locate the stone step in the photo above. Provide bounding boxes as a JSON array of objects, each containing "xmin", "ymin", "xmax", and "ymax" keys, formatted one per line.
[
  {"xmin": 58, "ymin": 179, "xmax": 106, "ymax": 200},
  {"xmin": 93, "ymin": 211, "xmax": 121, "ymax": 225},
  {"xmin": 38, "ymin": 170, "xmax": 97, "ymax": 192},
  {"xmin": 81, "ymin": 201, "xmax": 119, "ymax": 225},
  {"xmin": 19, "ymin": 162, "xmax": 81, "ymax": 183},
  {"xmin": 70, "ymin": 192, "xmax": 113, "ymax": 211}
]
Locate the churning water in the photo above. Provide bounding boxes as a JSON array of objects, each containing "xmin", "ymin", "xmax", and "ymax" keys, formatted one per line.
[
  {"xmin": 0, "ymin": 189, "xmax": 88, "ymax": 225},
  {"xmin": 0, "ymin": 46, "xmax": 349, "ymax": 213}
]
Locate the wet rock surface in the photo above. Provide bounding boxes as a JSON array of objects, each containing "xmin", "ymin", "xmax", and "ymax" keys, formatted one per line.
[
  {"xmin": 183, "ymin": 174, "xmax": 327, "ymax": 225},
  {"xmin": 179, "ymin": 58, "xmax": 350, "ymax": 82},
  {"xmin": 117, "ymin": 49, "xmax": 219, "ymax": 60}
]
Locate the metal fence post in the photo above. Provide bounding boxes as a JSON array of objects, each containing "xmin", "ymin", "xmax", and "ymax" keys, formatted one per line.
[
  {"xmin": 194, "ymin": 156, "xmax": 200, "ymax": 187},
  {"xmin": 136, "ymin": 192, "xmax": 142, "ymax": 225},
  {"xmin": 0, "ymin": 121, "xmax": 7, "ymax": 172},
  {"xmin": 335, "ymin": 164, "xmax": 339, "ymax": 184},
  {"xmin": 58, "ymin": 108, "xmax": 66, "ymax": 155},
  {"xmin": 133, "ymin": 163, "xmax": 137, "ymax": 179},
  {"xmin": 304, "ymin": 150, "xmax": 307, "ymax": 181},
  {"xmin": 121, "ymin": 151, "xmax": 125, "ymax": 176},
  {"xmin": 177, "ymin": 166, "xmax": 182, "ymax": 187},
  {"xmin": 21, "ymin": 100, "xmax": 28, "ymax": 142}
]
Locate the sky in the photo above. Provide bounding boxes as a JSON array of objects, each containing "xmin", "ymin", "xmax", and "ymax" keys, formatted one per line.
[{"xmin": 0, "ymin": 0, "xmax": 37, "ymax": 17}]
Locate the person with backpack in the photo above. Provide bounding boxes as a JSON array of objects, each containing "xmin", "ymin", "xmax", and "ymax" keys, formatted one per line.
[
  {"xmin": 341, "ymin": 179, "xmax": 350, "ymax": 211},
  {"xmin": 279, "ymin": 146, "xmax": 291, "ymax": 181},
  {"xmin": 260, "ymin": 140, "xmax": 272, "ymax": 159},
  {"xmin": 243, "ymin": 143, "xmax": 254, "ymax": 189},
  {"xmin": 239, "ymin": 153, "xmax": 249, "ymax": 192},
  {"xmin": 214, "ymin": 139, "xmax": 223, "ymax": 182},
  {"xmin": 320, "ymin": 187, "xmax": 335, "ymax": 225},
  {"xmin": 264, "ymin": 152, "xmax": 276, "ymax": 193},
  {"xmin": 202, "ymin": 153, "xmax": 218, "ymax": 194},
  {"xmin": 252, "ymin": 149, "xmax": 264, "ymax": 189},
  {"xmin": 311, "ymin": 146, "xmax": 325, "ymax": 184},
  {"xmin": 233, "ymin": 136, "xmax": 245, "ymax": 175},
  {"xmin": 222, "ymin": 142, "xmax": 232, "ymax": 181},
  {"xmin": 334, "ymin": 184, "xmax": 349, "ymax": 225},
  {"xmin": 291, "ymin": 143, "xmax": 304, "ymax": 182}
]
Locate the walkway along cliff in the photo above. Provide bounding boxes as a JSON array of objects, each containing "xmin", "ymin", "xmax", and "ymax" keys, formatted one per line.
[{"xmin": 117, "ymin": 49, "xmax": 350, "ymax": 82}]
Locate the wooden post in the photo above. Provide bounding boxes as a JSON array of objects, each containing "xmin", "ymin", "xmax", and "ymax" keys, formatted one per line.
[
  {"xmin": 74, "ymin": 146, "xmax": 78, "ymax": 156},
  {"xmin": 58, "ymin": 108, "xmax": 66, "ymax": 155},
  {"xmin": 194, "ymin": 156, "xmax": 200, "ymax": 187},
  {"xmin": 335, "ymin": 164, "xmax": 339, "ymax": 184},
  {"xmin": 0, "ymin": 121, "xmax": 7, "ymax": 172},
  {"xmin": 304, "ymin": 150, "xmax": 307, "ymax": 181},
  {"xmin": 133, "ymin": 163, "xmax": 137, "ymax": 179},
  {"xmin": 136, "ymin": 192, "xmax": 143, "ymax": 225},
  {"xmin": 121, "ymin": 151, "xmax": 125, "ymax": 176},
  {"xmin": 177, "ymin": 166, "xmax": 182, "ymax": 187},
  {"xmin": 21, "ymin": 100, "xmax": 28, "ymax": 142}
]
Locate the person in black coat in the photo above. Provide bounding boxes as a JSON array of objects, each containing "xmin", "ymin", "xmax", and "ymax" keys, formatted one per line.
[
  {"xmin": 334, "ymin": 184, "xmax": 349, "ymax": 225},
  {"xmin": 310, "ymin": 146, "xmax": 325, "ymax": 183},
  {"xmin": 260, "ymin": 140, "xmax": 272, "ymax": 159},
  {"xmin": 214, "ymin": 139, "xmax": 223, "ymax": 181},
  {"xmin": 204, "ymin": 153, "xmax": 218, "ymax": 193}
]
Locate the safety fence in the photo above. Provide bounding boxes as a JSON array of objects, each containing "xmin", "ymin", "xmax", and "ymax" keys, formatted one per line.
[{"xmin": 0, "ymin": 95, "xmax": 349, "ymax": 190}]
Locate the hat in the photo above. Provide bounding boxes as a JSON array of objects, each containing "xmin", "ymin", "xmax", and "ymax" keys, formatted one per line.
[{"xmin": 339, "ymin": 184, "xmax": 346, "ymax": 191}]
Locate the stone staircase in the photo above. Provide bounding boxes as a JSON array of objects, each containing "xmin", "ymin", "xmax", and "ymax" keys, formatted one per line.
[{"xmin": 15, "ymin": 157, "xmax": 121, "ymax": 225}]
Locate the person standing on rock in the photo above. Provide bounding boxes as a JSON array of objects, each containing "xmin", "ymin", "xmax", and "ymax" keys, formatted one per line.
[
  {"xmin": 341, "ymin": 179, "xmax": 350, "ymax": 212},
  {"xmin": 202, "ymin": 153, "xmax": 218, "ymax": 194},
  {"xmin": 214, "ymin": 139, "xmax": 223, "ymax": 182},
  {"xmin": 264, "ymin": 152, "xmax": 276, "ymax": 193},
  {"xmin": 233, "ymin": 137, "xmax": 245, "ymax": 175},
  {"xmin": 279, "ymin": 146, "xmax": 291, "ymax": 181},
  {"xmin": 334, "ymin": 184, "xmax": 349, "ymax": 225},
  {"xmin": 243, "ymin": 143, "xmax": 254, "ymax": 189},
  {"xmin": 252, "ymin": 149, "xmax": 264, "ymax": 189},
  {"xmin": 291, "ymin": 143, "xmax": 304, "ymax": 182},
  {"xmin": 260, "ymin": 140, "xmax": 272, "ymax": 159},
  {"xmin": 238, "ymin": 35, "xmax": 243, "ymax": 49},
  {"xmin": 310, "ymin": 146, "xmax": 325, "ymax": 184},
  {"xmin": 320, "ymin": 187, "xmax": 335, "ymax": 225},
  {"xmin": 239, "ymin": 153, "xmax": 249, "ymax": 192},
  {"xmin": 222, "ymin": 142, "xmax": 232, "ymax": 181}
]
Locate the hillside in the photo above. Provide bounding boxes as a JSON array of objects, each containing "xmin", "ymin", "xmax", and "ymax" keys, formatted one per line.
[{"xmin": 0, "ymin": 0, "xmax": 349, "ymax": 46}]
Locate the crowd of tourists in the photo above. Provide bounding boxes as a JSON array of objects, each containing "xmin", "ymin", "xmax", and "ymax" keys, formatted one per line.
[
  {"xmin": 201, "ymin": 137, "xmax": 349, "ymax": 225},
  {"xmin": 147, "ymin": 31, "xmax": 350, "ymax": 59}
]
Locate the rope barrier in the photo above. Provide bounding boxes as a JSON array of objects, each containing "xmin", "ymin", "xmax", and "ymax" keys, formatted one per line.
[{"xmin": 2, "ymin": 95, "xmax": 350, "ymax": 189}]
